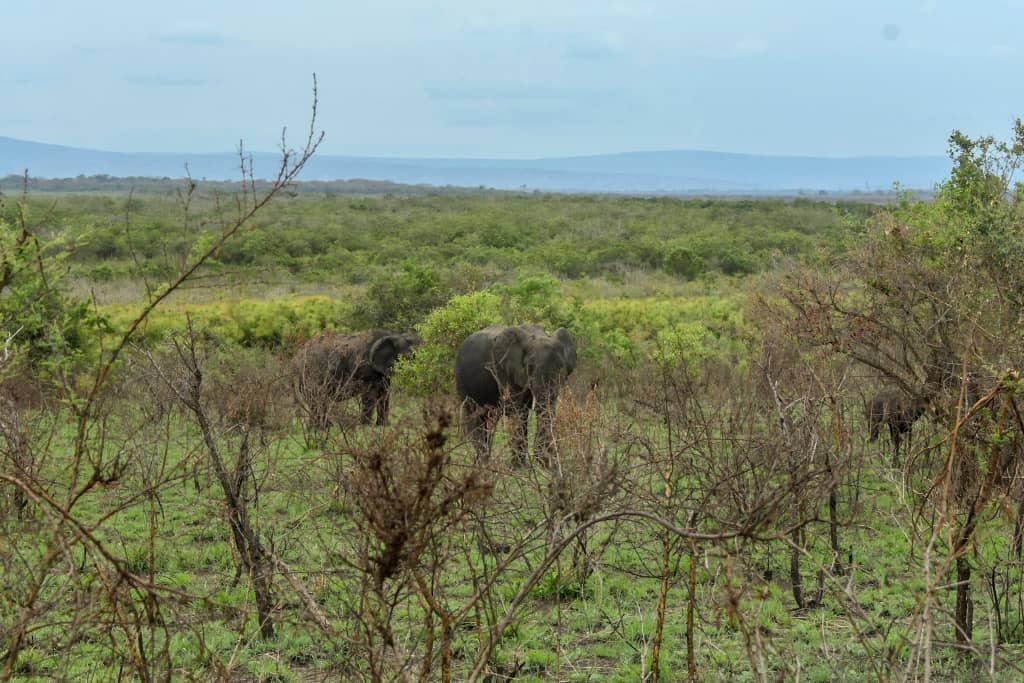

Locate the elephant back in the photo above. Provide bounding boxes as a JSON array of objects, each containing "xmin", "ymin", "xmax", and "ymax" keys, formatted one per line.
[
  {"xmin": 294, "ymin": 332, "xmax": 354, "ymax": 399},
  {"xmin": 455, "ymin": 325, "xmax": 576, "ymax": 405}
]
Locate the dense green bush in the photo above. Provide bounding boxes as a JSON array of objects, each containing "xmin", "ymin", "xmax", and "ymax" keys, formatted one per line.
[
  {"xmin": 392, "ymin": 290, "xmax": 504, "ymax": 395},
  {"xmin": 0, "ymin": 218, "xmax": 107, "ymax": 375},
  {"xmin": 20, "ymin": 192, "xmax": 870, "ymax": 288},
  {"xmin": 663, "ymin": 242, "xmax": 706, "ymax": 279},
  {"xmin": 391, "ymin": 272, "xmax": 748, "ymax": 394},
  {"xmin": 351, "ymin": 262, "xmax": 447, "ymax": 330}
]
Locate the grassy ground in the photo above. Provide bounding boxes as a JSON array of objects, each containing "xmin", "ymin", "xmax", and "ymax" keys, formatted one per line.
[{"xmin": 6, "ymin": 382, "xmax": 1024, "ymax": 682}]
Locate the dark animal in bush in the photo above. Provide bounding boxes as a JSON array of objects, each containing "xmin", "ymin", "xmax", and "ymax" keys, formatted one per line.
[
  {"xmin": 455, "ymin": 325, "xmax": 576, "ymax": 465},
  {"xmin": 868, "ymin": 389, "xmax": 928, "ymax": 467},
  {"xmin": 294, "ymin": 330, "xmax": 420, "ymax": 433}
]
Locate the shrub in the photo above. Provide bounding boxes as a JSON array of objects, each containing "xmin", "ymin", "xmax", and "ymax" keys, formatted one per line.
[
  {"xmin": 663, "ymin": 243, "xmax": 706, "ymax": 279},
  {"xmin": 715, "ymin": 247, "xmax": 758, "ymax": 275},
  {"xmin": 351, "ymin": 261, "xmax": 446, "ymax": 330},
  {"xmin": 498, "ymin": 273, "xmax": 577, "ymax": 328},
  {"xmin": 102, "ymin": 296, "xmax": 355, "ymax": 349},
  {"xmin": 393, "ymin": 291, "xmax": 503, "ymax": 395},
  {"xmin": 1, "ymin": 218, "xmax": 106, "ymax": 374}
]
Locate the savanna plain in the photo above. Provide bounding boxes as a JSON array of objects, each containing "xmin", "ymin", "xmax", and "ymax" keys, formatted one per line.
[{"xmin": 3, "ymin": 124, "xmax": 1024, "ymax": 682}]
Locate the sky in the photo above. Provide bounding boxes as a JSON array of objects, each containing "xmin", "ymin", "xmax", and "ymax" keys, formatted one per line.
[{"xmin": 3, "ymin": 0, "xmax": 1024, "ymax": 159}]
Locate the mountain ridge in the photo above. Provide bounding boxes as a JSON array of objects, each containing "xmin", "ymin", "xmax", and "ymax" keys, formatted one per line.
[{"xmin": 0, "ymin": 136, "xmax": 952, "ymax": 193}]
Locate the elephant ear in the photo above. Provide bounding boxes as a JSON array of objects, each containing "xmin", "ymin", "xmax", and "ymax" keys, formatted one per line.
[
  {"xmin": 554, "ymin": 327, "xmax": 577, "ymax": 377},
  {"xmin": 403, "ymin": 332, "xmax": 423, "ymax": 349},
  {"xmin": 492, "ymin": 327, "xmax": 529, "ymax": 392},
  {"xmin": 369, "ymin": 335, "xmax": 401, "ymax": 375}
]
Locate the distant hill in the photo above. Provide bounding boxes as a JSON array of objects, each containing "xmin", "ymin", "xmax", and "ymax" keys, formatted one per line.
[{"xmin": 0, "ymin": 136, "xmax": 952, "ymax": 194}]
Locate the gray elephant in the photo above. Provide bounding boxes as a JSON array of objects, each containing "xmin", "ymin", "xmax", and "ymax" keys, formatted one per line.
[
  {"xmin": 294, "ymin": 329, "xmax": 420, "ymax": 434},
  {"xmin": 455, "ymin": 325, "xmax": 577, "ymax": 465},
  {"xmin": 868, "ymin": 388, "xmax": 927, "ymax": 467}
]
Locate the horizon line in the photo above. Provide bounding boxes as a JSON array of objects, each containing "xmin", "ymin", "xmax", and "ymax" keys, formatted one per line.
[{"xmin": 0, "ymin": 135, "xmax": 951, "ymax": 163}]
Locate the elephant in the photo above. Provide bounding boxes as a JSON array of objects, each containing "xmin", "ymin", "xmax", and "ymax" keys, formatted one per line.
[
  {"xmin": 455, "ymin": 325, "xmax": 577, "ymax": 466},
  {"xmin": 293, "ymin": 329, "xmax": 420, "ymax": 434},
  {"xmin": 868, "ymin": 388, "xmax": 927, "ymax": 467}
]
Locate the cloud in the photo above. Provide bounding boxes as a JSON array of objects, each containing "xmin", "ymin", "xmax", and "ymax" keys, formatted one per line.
[
  {"xmin": 444, "ymin": 104, "xmax": 575, "ymax": 128},
  {"xmin": 0, "ymin": 75, "xmax": 68, "ymax": 86},
  {"xmin": 154, "ymin": 27, "xmax": 225, "ymax": 46},
  {"xmin": 604, "ymin": 1, "xmax": 655, "ymax": 19},
  {"xmin": 694, "ymin": 37, "xmax": 768, "ymax": 60},
  {"xmin": 990, "ymin": 44, "xmax": 1017, "ymax": 57},
  {"xmin": 124, "ymin": 75, "xmax": 216, "ymax": 87},
  {"xmin": 565, "ymin": 32, "xmax": 626, "ymax": 61},
  {"xmin": 427, "ymin": 80, "xmax": 622, "ymax": 129},
  {"xmin": 425, "ymin": 83, "xmax": 612, "ymax": 102}
]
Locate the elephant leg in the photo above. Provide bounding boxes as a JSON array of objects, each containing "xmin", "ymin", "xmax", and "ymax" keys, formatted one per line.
[
  {"xmin": 360, "ymin": 393, "xmax": 376, "ymax": 425},
  {"xmin": 375, "ymin": 386, "xmax": 390, "ymax": 426},
  {"xmin": 533, "ymin": 399, "xmax": 557, "ymax": 467},
  {"xmin": 306, "ymin": 400, "xmax": 330, "ymax": 442},
  {"xmin": 890, "ymin": 424, "xmax": 901, "ymax": 468},
  {"xmin": 908, "ymin": 426, "xmax": 916, "ymax": 462},
  {"xmin": 507, "ymin": 401, "xmax": 530, "ymax": 468},
  {"xmin": 463, "ymin": 399, "xmax": 496, "ymax": 462}
]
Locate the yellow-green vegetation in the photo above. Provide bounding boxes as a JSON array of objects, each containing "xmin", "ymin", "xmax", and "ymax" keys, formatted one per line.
[
  {"xmin": 102, "ymin": 295, "xmax": 355, "ymax": 347},
  {"xmin": 4, "ymin": 124, "xmax": 1024, "ymax": 681}
]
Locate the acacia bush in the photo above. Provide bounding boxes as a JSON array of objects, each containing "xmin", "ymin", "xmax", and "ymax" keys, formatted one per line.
[
  {"xmin": 391, "ymin": 291, "xmax": 504, "ymax": 395},
  {"xmin": 350, "ymin": 262, "xmax": 449, "ymax": 330}
]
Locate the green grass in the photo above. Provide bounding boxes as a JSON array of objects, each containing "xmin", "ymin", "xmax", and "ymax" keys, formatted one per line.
[{"xmin": 7, "ymin": 369, "xmax": 1023, "ymax": 681}]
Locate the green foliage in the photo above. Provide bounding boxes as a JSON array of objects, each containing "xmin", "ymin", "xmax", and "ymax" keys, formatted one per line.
[
  {"xmin": 0, "ymin": 217, "xmax": 106, "ymax": 376},
  {"xmin": 19, "ymin": 192, "xmax": 865, "ymax": 291},
  {"xmin": 714, "ymin": 245, "xmax": 759, "ymax": 275},
  {"xmin": 651, "ymin": 322, "xmax": 715, "ymax": 373},
  {"xmin": 531, "ymin": 570, "xmax": 593, "ymax": 602},
  {"xmin": 663, "ymin": 242, "xmax": 706, "ymax": 279},
  {"xmin": 351, "ymin": 261, "xmax": 446, "ymax": 330},
  {"xmin": 103, "ymin": 296, "xmax": 354, "ymax": 349},
  {"xmin": 497, "ymin": 273, "xmax": 577, "ymax": 327},
  {"xmin": 393, "ymin": 290, "xmax": 504, "ymax": 395},
  {"xmin": 574, "ymin": 295, "xmax": 748, "ymax": 368}
]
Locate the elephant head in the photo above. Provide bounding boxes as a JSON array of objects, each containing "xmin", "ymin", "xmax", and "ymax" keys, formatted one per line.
[
  {"xmin": 491, "ymin": 325, "xmax": 575, "ymax": 396},
  {"xmin": 369, "ymin": 331, "xmax": 422, "ymax": 376},
  {"xmin": 456, "ymin": 325, "xmax": 576, "ymax": 465}
]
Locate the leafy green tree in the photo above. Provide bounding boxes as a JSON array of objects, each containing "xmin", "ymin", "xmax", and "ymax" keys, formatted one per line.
[
  {"xmin": 352, "ymin": 261, "xmax": 445, "ymax": 330},
  {"xmin": 0, "ymin": 210, "xmax": 104, "ymax": 375},
  {"xmin": 663, "ymin": 243, "xmax": 706, "ymax": 279},
  {"xmin": 777, "ymin": 121, "xmax": 1024, "ymax": 650},
  {"xmin": 499, "ymin": 273, "xmax": 577, "ymax": 328}
]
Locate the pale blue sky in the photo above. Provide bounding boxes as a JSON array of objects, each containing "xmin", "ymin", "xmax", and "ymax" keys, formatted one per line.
[{"xmin": 3, "ymin": 0, "xmax": 1023, "ymax": 158}]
